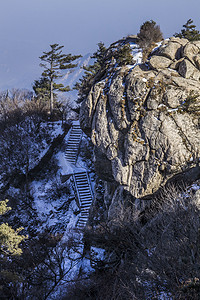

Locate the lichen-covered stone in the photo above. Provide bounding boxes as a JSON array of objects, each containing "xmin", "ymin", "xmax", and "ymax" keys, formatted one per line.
[
  {"xmin": 149, "ymin": 55, "xmax": 172, "ymax": 70},
  {"xmin": 178, "ymin": 59, "xmax": 200, "ymax": 80},
  {"xmin": 159, "ymin": 41, "xmax": 182, "ymax": 60},
  {"xmin": 183, "ymin": 43, "xmax": 200, "ymax": 64}
]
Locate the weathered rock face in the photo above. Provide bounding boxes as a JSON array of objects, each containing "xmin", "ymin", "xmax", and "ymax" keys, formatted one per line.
[{"xmin": 80, "ymin": 37, "xmax": 200, "ymax": 199}]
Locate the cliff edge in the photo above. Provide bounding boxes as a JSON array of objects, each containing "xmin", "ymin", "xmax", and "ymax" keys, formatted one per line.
[{"xmin": 80, "ymin": 37, "xmax": 200, "ymax": 199}]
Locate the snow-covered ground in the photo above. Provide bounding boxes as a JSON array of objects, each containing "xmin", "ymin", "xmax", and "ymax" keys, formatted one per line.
[{"xmin": 28, "ymin": 121, "xmax": 96, "ymax": 298}]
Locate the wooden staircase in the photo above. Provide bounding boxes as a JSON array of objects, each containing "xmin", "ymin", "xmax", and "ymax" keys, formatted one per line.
[
  {"xmin": 73, "ymin": 171, "xmax": 93, "ymax": 230},
  {"xmin": 65, "ymin": 124, "xmax": 82, "ymax": 165},
  {"xmin": 65, "ymin": 122, "xmax": 93, "ymax": 230}
]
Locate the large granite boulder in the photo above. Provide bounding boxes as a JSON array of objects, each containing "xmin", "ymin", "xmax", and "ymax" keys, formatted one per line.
[{"xmin": 80, "ymin": 37, "xmax": 200, "ymax": 199}]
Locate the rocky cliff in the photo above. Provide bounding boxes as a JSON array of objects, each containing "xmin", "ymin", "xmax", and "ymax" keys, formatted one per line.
[{"xmin": 80, "ymin": 37, "xmax": 200, "ymax": 203}]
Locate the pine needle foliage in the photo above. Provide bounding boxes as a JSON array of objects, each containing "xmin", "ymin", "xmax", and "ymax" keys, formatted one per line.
[
  {"xmin": 174, "ymin": 19, "xmax": 200, "ymax": 41},
  {"xmin": 74, "ymin": 42, "xmax": 107, "ymax": 103},
  {"xmin": 0, "ymin": 200, "xmax": 27, "ymax": 256},
  {"xmin": 115, "ymin": 44, "xmax": 133, "ymax": 66}
]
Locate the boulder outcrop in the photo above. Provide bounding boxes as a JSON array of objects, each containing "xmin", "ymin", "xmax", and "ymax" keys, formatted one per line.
[{"xmin": 80, "ymin": 37, "xmax": 200, "ymax": 199}]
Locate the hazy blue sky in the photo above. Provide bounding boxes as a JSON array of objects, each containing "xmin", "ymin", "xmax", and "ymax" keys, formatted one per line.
[{"xmin": 0, "ymin": 0, "xmax": 200, "ymax": 90}]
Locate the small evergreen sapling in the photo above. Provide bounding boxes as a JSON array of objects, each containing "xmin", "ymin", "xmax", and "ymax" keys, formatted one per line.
[{"xmin": 174, "ymin": 19, "xmax": 200, "ymax": 41}]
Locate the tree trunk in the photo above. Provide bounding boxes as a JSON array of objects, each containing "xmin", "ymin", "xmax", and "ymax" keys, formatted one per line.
[{"xmin": 50, "ymin": 80, "xmax": 54, "ymax": 115}]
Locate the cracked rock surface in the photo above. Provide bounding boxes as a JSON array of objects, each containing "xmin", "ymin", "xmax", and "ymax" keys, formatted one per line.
[{"xmin": 80, "ymin": 37, "xmax": 200, "ymax": 198}]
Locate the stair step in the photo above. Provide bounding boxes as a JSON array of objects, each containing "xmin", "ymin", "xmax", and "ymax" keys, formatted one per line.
[
  {"xmin": 74, "ymin": 172, "xmax": 88, "ymax": 176},
  {"xmin": 78, "ymin": 188, "xmax": 90, "ymax": 192},
  {"xmin": 81, "ymin": 198, "xmax": 92, "ymax": 202},
  {"xmin": 75, "ymin": 179, "xmax": 88, "ymax": 183},
  {"xmin": 76, "ymin": 184, "xmax": 89, "ymax": 188},
  {"xmin": 81, "ymin": 200, "xmax": 92, "ymax": 204},
  {"xmin": 79, "ymin": 216, "xmax": 88, "ymax": 221},
  {"xmin": 77, "ymin": 185, "xmax": 89, "ymax": 189},
  {"xmin": 77, "ymin": 220, "xmax": 86, "ymax": 224},
  {"xmin": 77, "ymin": 185, "xmax": 90, "ymax": 188},
  {"xmin": 66, "ymin": 148, "xmax": 78, "ymax": 152},
  {"xmin": 78, "ymin": 216, "xmax": 87, "ymax": 220},
  {"xmin": 67, "ymin": 142, "xmax": 80, "ymax": 145},
  {"xmin": 81, "ymin": 198, "xmax": 92, "ymax": 201},
  {"xmin": 81, "ymin": 201, "xmax": 92, "ymax": 205},
  {"xmin": 79, "ymin": 193, "xmax": 92, "ymax": 197},
  {"xmin": 65, "ymin": 152, "xmax": 77, "ymax": 155},
  {"xmin": 81, "ymin": 205, "xmax": 92, "ymax": 208},
  {"xmin": 68, "ymin": 133, "xmax": 81, "ymax": 135},
  {"xmin": 79, "ymin": 192, "xmax": 91, "ymax": 196},
  {"xmin": 76, "ymin": 182, "xmax": 89, "ymax": 186},
  {"xmin": 81, "ymin": 205, "xmax": 92, "ymax": 209},
  {"xmin": 80, "ymin": 199, "xmax": 92, "ymax": 202},
  {"xmin": 65, "ymin": 158, "xmax": 77, "ymax": 161},
  {"xmin": 76, "ymin": 180, "xmax": 88, "ymax": 184},
  {"xmin": 79, "ymin": 194, "xmax": 91, "ymax": 197},
  {"xmin": 65, "ymin": 151, "xmax": 78, "ymax": 153},
  {"xmin": 74, "ymin": 175, "xmax": 88, "ymax": 179},
  {"xmin": 75, "ymin": 174, "xmax": 88, "ymax": 177},
  {"xmin": 80, "ymin": 197, "xmax": 92, "ymax": 201}
]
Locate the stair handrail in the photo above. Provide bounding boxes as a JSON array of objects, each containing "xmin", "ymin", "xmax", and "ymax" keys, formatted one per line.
[
  {"xmin": 74, "ymin": 132, "xmax": 83, "ymax": 166},
  {"xmin": 85, "ymin": 171, "xmax": 94, "ymax": 198}
]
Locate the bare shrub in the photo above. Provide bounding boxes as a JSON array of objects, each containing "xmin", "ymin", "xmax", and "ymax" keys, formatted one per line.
[
  {"xmin": 0, "ymin": 229, "xmax": 84, "ymax": 300},
  {"xmin": 64, "ymin": 184, "xmax": 200, "ymax": 299}
]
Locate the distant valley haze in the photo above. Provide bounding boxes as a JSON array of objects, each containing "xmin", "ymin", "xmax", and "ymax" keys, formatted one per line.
[{"xmin": 0, "ymin": 0, "xmax": 200, "ymax": 92}]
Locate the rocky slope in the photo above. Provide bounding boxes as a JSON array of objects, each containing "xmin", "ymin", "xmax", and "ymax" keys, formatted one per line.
[{"xmin": 80, "ymin": 37, "xmax": 200, "ymax": 204}]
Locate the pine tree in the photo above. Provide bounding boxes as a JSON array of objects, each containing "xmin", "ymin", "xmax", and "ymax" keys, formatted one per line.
[
  {"xmin": 174, "ymin": 19, "xmax": 200, "ymax": 41},
  {"xmin": 115, "ymin": 44, "xmax": 133, "ymax": 66},
  {"xmin": 39, "ymin": 44, "xmax": 81, "ymax": 114},
  {"xmin": 74, "ymin": 42, "xmax": 107, "ymax": 103}
]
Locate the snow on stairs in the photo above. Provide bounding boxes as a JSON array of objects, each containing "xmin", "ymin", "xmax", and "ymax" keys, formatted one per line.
[
  {"xmin": 65, "ymin": 124, "xmax": 82, "ymax": 165},
  {"xmin": 73, "ymin": 171, "xmax": 93, "ymax": 230}
]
